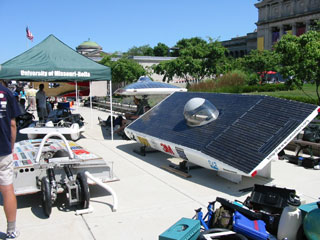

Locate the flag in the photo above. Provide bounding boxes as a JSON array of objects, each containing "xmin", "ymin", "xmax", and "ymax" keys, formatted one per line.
[{"xmin": 26, "ymin": 27, "xmax": 34, "ymax": 41}]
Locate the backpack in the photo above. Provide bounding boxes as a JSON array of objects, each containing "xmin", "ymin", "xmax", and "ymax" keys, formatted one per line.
[{"xmin": 211, "ymin": 206, "xmax": 233, "ymax": 229}]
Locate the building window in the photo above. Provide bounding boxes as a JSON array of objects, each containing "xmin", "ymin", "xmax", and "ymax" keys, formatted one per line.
[
  {"xmin": 272, "ymin": 27, "xmax": 280, "ymax": 43},
  {"xmin": 296, "ymin": 22, "xmax": 306, "ymax": 36},
  {"xmin": 284, "ymin": 25, "xmax": 293, "ymax": 35}
]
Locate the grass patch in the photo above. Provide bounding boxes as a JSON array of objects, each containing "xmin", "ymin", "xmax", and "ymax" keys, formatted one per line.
[{"xmin": 248, "ymin": 84, "xmax": 317, "ymax": 99}]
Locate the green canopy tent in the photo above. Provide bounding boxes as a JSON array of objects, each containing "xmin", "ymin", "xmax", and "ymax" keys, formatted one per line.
[{"xmin": 0, "ymin": 34, "xmax": 114, "ymax": 139}]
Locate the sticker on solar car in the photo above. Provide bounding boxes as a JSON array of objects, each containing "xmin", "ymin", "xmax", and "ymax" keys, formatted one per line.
[
  {"xmin": 160, "ymin": 143, "xmax": 174, "ymax": 155},
  {"xmin": 208, "ymin": 160, "xmax": 219, "ymax": 170},
  {"xmin": 175, "ymin": 147, "xmax": 188, "ymax": 160},
  {"xmin": 137, "ymin": 136, "xmax": 150, "ymax": 147}
]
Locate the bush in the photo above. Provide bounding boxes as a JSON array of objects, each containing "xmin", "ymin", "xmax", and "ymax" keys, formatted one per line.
[
  {"xmin": 246, "ymin": 72, "xmax": 259, "ymax": 86},
  {"xmin": 189, "ymin": 70, "xmax": 247, "ymax": 92}
]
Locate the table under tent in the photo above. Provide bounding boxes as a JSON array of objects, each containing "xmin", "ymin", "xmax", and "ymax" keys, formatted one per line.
[{"xmin": 0, "ymin": 34, "xmax": 114, "ymax": 139}]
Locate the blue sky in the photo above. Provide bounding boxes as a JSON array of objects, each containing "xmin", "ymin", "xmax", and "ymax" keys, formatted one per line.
[{"xmin": 0, "ymin": 0, "xmax": 259, "ymax": 63}]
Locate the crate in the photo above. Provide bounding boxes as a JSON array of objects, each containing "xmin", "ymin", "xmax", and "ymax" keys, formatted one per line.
[
  {"xmin": 249, "ymin": 184, "xmax": 296, "ymax": 214},
  {"xmin": 159, "ymin": 218, "xmax": 200, "ymax": 240},
  {"xmin": 233, "ymin": 211, "xmax": 269, "ymax": 240}
]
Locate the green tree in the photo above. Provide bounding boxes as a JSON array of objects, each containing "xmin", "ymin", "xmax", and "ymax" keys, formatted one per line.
[
  {"xmin": 152, "ymin": 37, "xmax": 227, "ymax": 83},
  {"xmin": 242, "ymin": 49, "xmax": 280, "ymax": 83},
  {"xmin": 153, "ymin": 42, "xmax": 169, "ymax": 56},
  {"xmin": 242, "ymin": 49, "xmax": 279, "ymax": 74},
  {"xmin": 100, "ymin": 54, "xmax": 146, "ymax": 85},
  {"xmin": 126, "ymin": 45, "xmax": 154, "ymax": 56},
  {"xmin": 310, "ymin": 20, "xmax": 320, "ymax": 31},
  {"xmin": 171, "ymin": 37, "xmax": 208, "ymax": 57},
  {"xmin": 275, "ymin": 31, "xmax": 320, "ymax": 103}
]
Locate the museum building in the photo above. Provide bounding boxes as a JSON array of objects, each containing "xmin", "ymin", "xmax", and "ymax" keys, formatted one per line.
[{"xmin": 222, "ymin": 0, "xmax": 320, "ymax": 57}]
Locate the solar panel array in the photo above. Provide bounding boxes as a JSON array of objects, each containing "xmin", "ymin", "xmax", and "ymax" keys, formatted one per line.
[
  {"xmin": 128, "ymin": 92, "xmax": 317, "ymax": 173},
  {"xmin": 123, "ymin": 81, "xmax": 180, "ymax": 90}
]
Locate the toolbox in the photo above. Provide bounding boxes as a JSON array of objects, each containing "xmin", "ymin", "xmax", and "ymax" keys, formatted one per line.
[
  {"xmin": 159, "ymin": 218, "xmax": 200, "ymax": 240},
  {"xmin": 233, "ymin": 211, "xmax": 269, "ymax": 240},
  {"xmin": 249, "ymin": 184, "xmax": 296, "ymax": 214}
]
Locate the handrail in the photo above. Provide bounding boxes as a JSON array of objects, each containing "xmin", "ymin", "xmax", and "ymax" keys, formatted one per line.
[
  {"xmin": 35, "ymin": 132, "xmax": 74, "ymax": 163},
  {"xmin": 85, "ymin": 171, "xmax": 118, "ymax": 212}
]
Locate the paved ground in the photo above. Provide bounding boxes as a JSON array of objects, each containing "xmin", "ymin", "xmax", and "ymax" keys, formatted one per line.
[{"xmin": 0, "ymin": 106, "xmax": 319, "ymax": 240}]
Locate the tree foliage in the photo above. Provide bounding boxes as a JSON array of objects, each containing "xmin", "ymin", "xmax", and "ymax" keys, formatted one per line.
[
  {"xmin": 241, "ymin": 49, "xmax": 280, "ymax": 82},
  {"xmin": 153, "ymin": 42, "xmax": 169, "ymax": 56},
  {"xmin": 125, "ymin": 44, "xmax": 154, "ymax": 56},
  {"xmin": 100, "ymin": 54, "xmax": 146, "ymax": 84},
  {"xmin": 274, "ymin": 31, "xmax": 320, "ymax": 103},
  {"xmin": 152, "ymin": 37, "xmax": 227, "ymax": 83}
]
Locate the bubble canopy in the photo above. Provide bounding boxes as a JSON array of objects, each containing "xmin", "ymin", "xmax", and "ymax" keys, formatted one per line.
[{"xmin": 183, "ymin": 98, "xmax": 219, "ymax": 127}]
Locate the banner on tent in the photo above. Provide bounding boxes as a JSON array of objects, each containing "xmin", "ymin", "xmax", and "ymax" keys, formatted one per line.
[{"xmin": 20, "ymin": 70, "xmax": 91, "ymax": 78}]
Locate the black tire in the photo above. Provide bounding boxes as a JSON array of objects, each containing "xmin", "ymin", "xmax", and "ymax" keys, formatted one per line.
[
  {"xmin": 76, "ymin": 172, "xmax": 90, "ymax": 209},
  {"xmin": 41, "ymin": 176, "xmax": 52, "ymax": 217},
  {"xmin": 198, "ymin": 228, "xmax": 248, "ymax": 240}
]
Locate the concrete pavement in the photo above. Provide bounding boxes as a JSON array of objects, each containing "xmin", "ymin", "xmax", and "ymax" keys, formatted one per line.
[{"xmin": 1, "ymin": 106, "xmax": 319, "ymax": 240}]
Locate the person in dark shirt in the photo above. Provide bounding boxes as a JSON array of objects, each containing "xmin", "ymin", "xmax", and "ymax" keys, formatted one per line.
[{"xmin": 0, "ymin": 80, "xmax": 21, "ymax": 239}]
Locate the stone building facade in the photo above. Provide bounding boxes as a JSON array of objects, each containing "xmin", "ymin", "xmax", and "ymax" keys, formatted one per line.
[
  {"xmin": 221, "ymin": 32, "xmax": 257, "ymax": 58},
  {"xmin": 255, "ymin": 0, "xmax": 320, "ymax": 50}
]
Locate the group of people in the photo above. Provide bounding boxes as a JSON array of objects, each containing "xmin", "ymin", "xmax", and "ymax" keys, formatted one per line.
[
  {"xmin": 14, "ymin": 83, "xmax": 54, "ymax": 123},
  {"xmin": 13, "ymin": 84, "xmax": 36, "ymax": 112}
]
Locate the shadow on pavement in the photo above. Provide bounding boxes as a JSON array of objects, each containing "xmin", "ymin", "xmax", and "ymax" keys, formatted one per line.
[{"xmin": 116, "ymin": 142, "xmax": 273, "ymax": 198}]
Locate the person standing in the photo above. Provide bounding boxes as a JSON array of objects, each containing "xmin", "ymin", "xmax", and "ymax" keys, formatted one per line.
[
  {"xmin": 0, "ymin": 80, "xmax": 21, "ymax": 239},
  {"xmin": 36, "ymin": 84, "xmax": 47, "ymax": 122},
  {"xmin": 19, "ymin": 89, "xmax": 26, "ymax": 102},
  {"xmin": 26, "ymin": 85, "xmax": 36, "ymax": 111}
]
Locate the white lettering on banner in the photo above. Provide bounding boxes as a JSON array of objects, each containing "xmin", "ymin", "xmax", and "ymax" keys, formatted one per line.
[
  {"xmin": 20, "ymin": 70, "xmax": 91, "ymax": 78},
  {"xmin": 21, "ymin": 70, "xmax": 48, "ymax": 77}
]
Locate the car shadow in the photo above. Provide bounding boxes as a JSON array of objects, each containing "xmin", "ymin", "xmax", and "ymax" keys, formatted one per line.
[{"xmin": 116, "ymin": 142, "xmax": 273, "ymax": 199}]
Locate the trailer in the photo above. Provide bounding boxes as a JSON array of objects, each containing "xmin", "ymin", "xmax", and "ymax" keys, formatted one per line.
[{"xmin": 13, "ymin": 132, "xmax": 118, "ymax": 217}]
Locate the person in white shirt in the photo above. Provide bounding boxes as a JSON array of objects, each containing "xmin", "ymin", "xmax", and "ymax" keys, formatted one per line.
[
  {"xmin": 26, "ymin": 85, "xmax": 37, "ymax": 111},
  {"xmin": 36, "ymin": 84, "xmax": 47, "ymax": 122}
]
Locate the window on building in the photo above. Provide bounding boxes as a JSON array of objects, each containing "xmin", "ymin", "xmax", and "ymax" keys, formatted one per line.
[{"xmin": 296, "ymin": 22, "xmax": 306, "ymax": 36}]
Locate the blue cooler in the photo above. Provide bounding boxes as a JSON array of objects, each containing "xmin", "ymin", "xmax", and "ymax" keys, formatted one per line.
[
  {"xmin": 233, "ymin": 211, "xmax": 269, "ymax": 240},
  {"xmin": 159, "ymin": 218, "xmax": 200, "ymax": 240}
]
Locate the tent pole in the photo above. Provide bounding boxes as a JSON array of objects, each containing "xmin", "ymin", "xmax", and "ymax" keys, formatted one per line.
[
  {"xmin": 75, "ymin": 81, "xmax": 78, "ymax": 110},
  {"xmin": 110, "ymin": 80, "xmax": 113, "ymax": 141},
  {"xmin": 90, "ymin": 81, "xmax": 93, "ymax": 129}
]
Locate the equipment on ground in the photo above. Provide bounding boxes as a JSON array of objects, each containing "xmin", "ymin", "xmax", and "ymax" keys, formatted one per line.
[{"xmin": 13, "ymin": 132, "xmax": 118, "ymax": 217}]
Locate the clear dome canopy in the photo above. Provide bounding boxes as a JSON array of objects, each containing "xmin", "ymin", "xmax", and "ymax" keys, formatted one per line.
[{"xmin": 183, "ymin": 98, "xmax": 219, "ymax": 127}]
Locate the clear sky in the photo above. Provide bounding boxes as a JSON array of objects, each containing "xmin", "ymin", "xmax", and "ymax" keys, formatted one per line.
[{"xmin": 0, "ymin": 0, "xmax": 259, "ymax": 63}]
